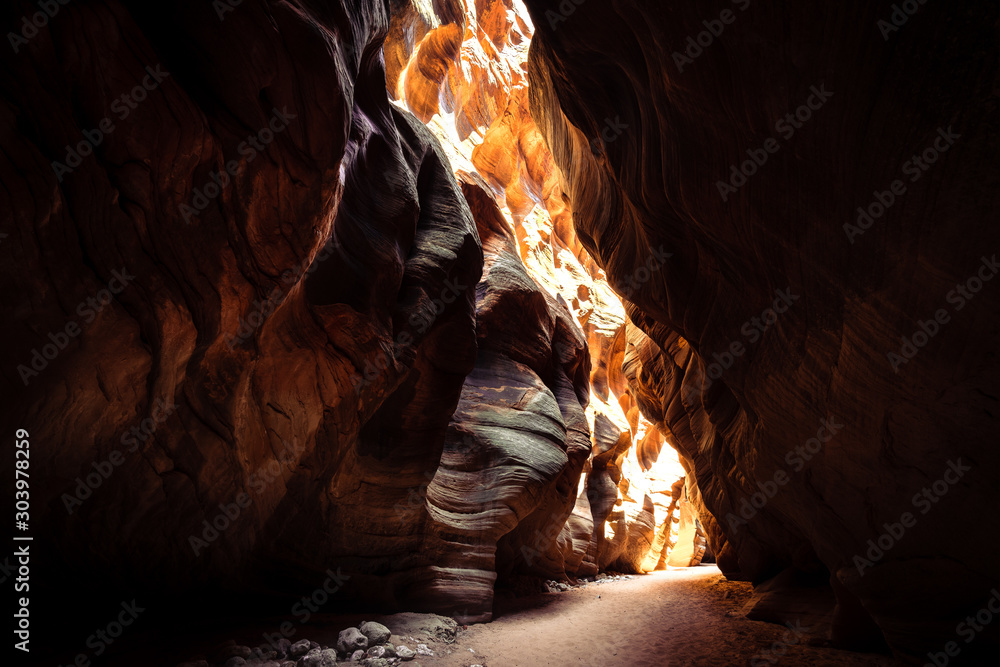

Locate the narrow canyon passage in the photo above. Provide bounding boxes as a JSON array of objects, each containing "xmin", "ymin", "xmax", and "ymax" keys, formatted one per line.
[
  {"xmin": 112, "ymin": 567, "xmax": 894, "ymax": 666},
  {"xmin": 2, "ymin": 0, "xmax": 998, "ymax": 666},
  {"xmin": 443, "ymin": 568, "xmax": 893, "ymax": 667}
]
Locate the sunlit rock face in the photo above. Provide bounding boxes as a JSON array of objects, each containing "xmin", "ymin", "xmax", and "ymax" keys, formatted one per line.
[
  {"xmin": 387, "ymin": 0, "xmax": 691, "ymax": 589},
  {"xmin": 523, "ymin": 0, "xmax": 1000, "ymax": 660},
  {"xmin": 0, "ymin": 0, "xmax": 484, "ymax": 608},
  {"xmin": 417, "ymin": 173, "xmax": 592, "ymax": 621},
  {"xmin": 2, "ymin": 0, "xmax": 706, "ymax": 635},
  {"xmin": 621, "ymin": 319, "xmax": 741, "ymax": 576}
]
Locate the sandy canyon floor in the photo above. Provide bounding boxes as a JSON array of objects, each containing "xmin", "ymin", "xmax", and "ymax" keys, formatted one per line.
[
  {"xmin": 424, "ymin": 566, "xmax": 895, "ymax": 667},
  {"xmin": 128, "ymin": 565, "xmax": 899, "ymax": 667}
]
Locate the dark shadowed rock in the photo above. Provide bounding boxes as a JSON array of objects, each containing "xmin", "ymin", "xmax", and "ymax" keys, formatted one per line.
[
  {"xmin": 359, "ymin": 621, "xmax": 392, "ymax": 646},
  {"xmin": 523, "ymin": 0, "xmax": 1000, "ymax": 660}
]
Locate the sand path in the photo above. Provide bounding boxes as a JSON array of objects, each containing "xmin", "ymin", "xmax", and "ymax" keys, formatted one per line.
[
  {"xmin": 419, "ymin": 565, "xmax": 895, "ymax": 667},
  {"xmin": 114, "ymin": 564, "xmax": 897, "ymax": 666}
]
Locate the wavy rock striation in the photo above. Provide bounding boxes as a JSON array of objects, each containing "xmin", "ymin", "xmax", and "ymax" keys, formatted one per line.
[
  {"xmin": 386, "ymin": 0, "xmax": 692, "ymax": 592},
  {"xmin": 417, "ymin": 173, "xmax": 592, "ymax": 621},
  {"xmin": 523, "ymin": 0, "xmax": 1000, "ymax": 659},
  {"xmin": 2, "ymin": 0, "xmax": 724, "ymax": 650},
  {"xmin": 0, "ymin": 0, "xmax": 484, "ymax": 614}
]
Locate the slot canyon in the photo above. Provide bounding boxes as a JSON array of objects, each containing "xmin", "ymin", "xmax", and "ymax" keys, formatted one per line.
[{"xmin": 1, "ymin": 0, "xmax": 998, "ymax": 665}]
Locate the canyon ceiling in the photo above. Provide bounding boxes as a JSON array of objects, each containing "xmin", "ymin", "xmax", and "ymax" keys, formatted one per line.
[{"xmin": 1, "ymin": 0, "xmax": 998, "ymax": 664}]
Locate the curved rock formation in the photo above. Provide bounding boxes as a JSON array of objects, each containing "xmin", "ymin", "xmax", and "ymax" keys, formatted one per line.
[
  {"xmin": 1, "ymin": 0, "xmax": 486, "ymax": 614},
  {"xmin": 418, "ymin": 173, "xmax": 591, "ymax": 621},
  {"xmin": 524, "ymin": 0, "xmax": 1000, "ymax": 660},
  {"xmin": 386, "ymin": 0, "xmax": 687, "ymax": 590},
  {"xmin": 0, "ymin": 0, "xmax": 806, "ymax": 658}
]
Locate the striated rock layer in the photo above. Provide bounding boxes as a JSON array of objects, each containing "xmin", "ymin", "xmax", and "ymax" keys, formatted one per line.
[
  {"xmin": 385, "ymin": 0, "xmax": 691, "ymax": 591},
  {"xmin": 1, "ymin": 0, "xmax": 757, "ymax": 656},
  {"xmin": 524, "ymin": 0, "xmax": 1000, "ymax": 660},
  {"xmin": 418, "ymin": 173, "xmax": 592, "ymax": 621},
  {"xmin": 0, "ymin": 0, "xmax": 488, "ymax": 620},
  {"xmin": 0, "ymin": 0, "xmax": 686, "ymax": 648}
]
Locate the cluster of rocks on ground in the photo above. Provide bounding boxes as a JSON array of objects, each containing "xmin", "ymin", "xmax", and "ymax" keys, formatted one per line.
[
  {"xmin": 178, "ymin": 621, "xmax": 429, "ymax": 667},
  {"xmin": 176, "ymin": 579, "xmax": 642, "ymax": 667},
  {"xmin": 543, "ymin": 572, "xmax": 636, "ymax": 593}
]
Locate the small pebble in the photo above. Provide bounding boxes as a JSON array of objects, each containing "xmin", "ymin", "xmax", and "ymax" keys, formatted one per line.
[
  {"xmin": 359, "ymin": 621, "xmax": 392, "ymax": 646},
  {"xmin": 298, "ymin": 648, "xmax": 337, "ymax": 667},
  {"xmin": 256, "ymin": 645, "xmax": 279, "ymax": 660},
  {"xmin": 338, "ymin": 627, "xmax": 369, "ymax": 654},
  {"xmin": 289, "ymin": 639, "xmax": 312, "ymax": 658},
  {"xmin": 367, "ymin": 645, "xmax": 395, "ymax": 659},
  {"xmin": 274, "ymin": 638, "xmax": 292, "ymax": 657}
]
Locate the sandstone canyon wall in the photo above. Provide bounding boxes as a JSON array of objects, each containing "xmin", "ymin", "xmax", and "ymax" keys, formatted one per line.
[
  {"xmin": 382, "ymin": 0, "xmax": 697, "ymax": 586},
  {"xmin": 523, "ymin": 0, "xmax": 1000, "ymax": 661},
  {"xmin": 1, "ymin": 0, "xmax": 490, "ymax": 616},
  {"xmin": 4, "ymin": 0, "xmax": 987, "ymax": 663},
  {"xmin": 0, "ymin": 0, "xmax": 689, "ymax": 649}
]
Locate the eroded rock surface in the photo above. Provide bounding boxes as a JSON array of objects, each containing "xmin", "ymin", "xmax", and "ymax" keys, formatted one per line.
[
  {"xmin": 2, "ymin": 0, "xmax": 763, "ymax": 657},
  {"xmin": 414, "ymin": 174, "xmax": 592, "ymax": 621},
  {"xmin": 523, "ymin": 0, "xmax": 1000, "ymax": 659},
  {"xmin": 1, "ymin": 0, "xmax": 484, "ymax": 613},
  {"xmin": 386, "ymin": 0, "xmax": 691, "ymax": 594}
]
